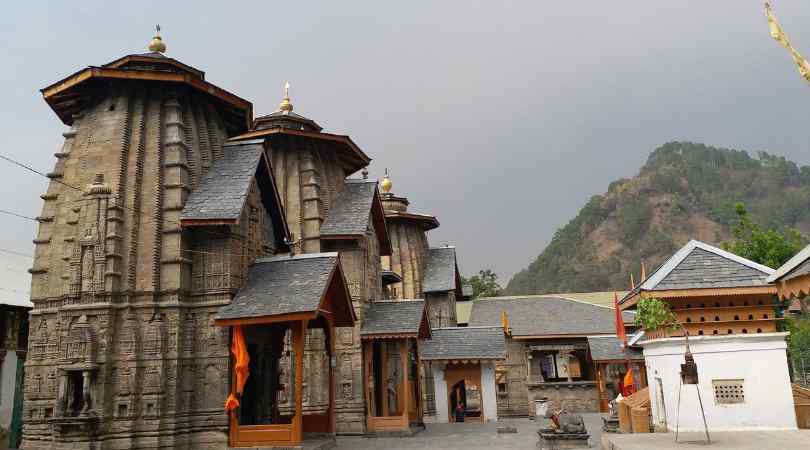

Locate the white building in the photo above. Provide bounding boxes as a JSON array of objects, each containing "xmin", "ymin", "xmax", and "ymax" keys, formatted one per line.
[
  {"xmin": 621, "ymin": 240, "xmax": 797, "ymax": 432},
  {"xmin": 643, "ymin": 333, "xmax": 796, "ymax": 431}
]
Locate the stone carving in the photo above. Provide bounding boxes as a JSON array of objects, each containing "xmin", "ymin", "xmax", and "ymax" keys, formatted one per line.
[{"xmin": 59, "ymin": 315, "xmax": 96, "ymax": 365}]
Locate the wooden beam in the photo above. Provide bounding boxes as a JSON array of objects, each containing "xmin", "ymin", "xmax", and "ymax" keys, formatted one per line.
[
  {"xmin": 292, "ymin": 319, "xmax": 307, "ymax": 445},
  {"xmin": 214, "ymin": 312, "xmax": 316, "ymax": 327}
]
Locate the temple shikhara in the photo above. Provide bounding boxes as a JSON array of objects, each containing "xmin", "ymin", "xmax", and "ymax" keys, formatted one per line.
[{"xmin": 23, "ymin": 29, "xmax": 480, "ymax": 449}]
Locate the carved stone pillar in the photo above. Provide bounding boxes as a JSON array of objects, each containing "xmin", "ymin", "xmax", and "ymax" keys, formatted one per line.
[
  {"xmin": 55, "ymin": 372, "xmax": 68, "ymax": 417},
  {"xmin": 81, "ymin": 370, "xmax": 92, "ymax": 415}
]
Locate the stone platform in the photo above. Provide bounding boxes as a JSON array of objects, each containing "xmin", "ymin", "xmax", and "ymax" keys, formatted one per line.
[{"xmin": 601, "ymin": 430, "xmax": 810, "ymax": 450}]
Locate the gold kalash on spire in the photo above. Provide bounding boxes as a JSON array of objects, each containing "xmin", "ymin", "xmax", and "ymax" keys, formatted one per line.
[
  {"xmin": 148, "ymin": 24, "xmax": 167, "ymax": 53},
  {"xmin": 380, "ymin": 168, "xmax": 393, "ymax": 194},
  {"xmin": 279, "ymin": 81, "xmax": 293, "ymax": 113}
]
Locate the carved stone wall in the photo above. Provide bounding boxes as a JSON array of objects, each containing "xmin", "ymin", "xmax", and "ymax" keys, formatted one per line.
[
  {"xmin": 382, "ymin": 220, "xmax": 429, "ymax": 299},
  {"xmin": 23, "ymin": 84, "xmax": 248, "ymax": 450}
]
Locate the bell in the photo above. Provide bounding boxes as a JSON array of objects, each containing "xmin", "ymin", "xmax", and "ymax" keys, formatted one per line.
[{"xmin": 680, "ymin": 350, "xmax": 699, "ymax": 384}]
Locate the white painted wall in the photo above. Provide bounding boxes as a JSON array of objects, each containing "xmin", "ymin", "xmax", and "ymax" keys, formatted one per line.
[
  {"xmin": 0, "ymin": 351, "xmax": 19, "ymax": 429},
  {"xmin": 431, "ymin": 363, "xmax": 449, "ymax": 423},
  {"xmin": 480, "ymin": 362, "xmax": 498, "ymax": 422},
  {"xmin": 643, "ymin": 333, "xmax": 796, "ymax": 432}
]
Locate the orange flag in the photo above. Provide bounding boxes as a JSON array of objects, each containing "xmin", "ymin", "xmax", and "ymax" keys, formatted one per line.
[
  {"xmin": 614, "ymin": 292, "xmax": 627, "ymax": 346},
  {"xmin": 622, "ymin": 368, "xmax": 636, "ymax": 396},
  {"xmin": 225, "ymin": 325, "xmax": 250, "ymax": 411}
]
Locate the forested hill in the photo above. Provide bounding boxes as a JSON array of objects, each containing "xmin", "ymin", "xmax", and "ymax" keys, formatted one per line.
[{"xmin": 505, "ymin": 142, "xmax": 810, "ymax": 295}]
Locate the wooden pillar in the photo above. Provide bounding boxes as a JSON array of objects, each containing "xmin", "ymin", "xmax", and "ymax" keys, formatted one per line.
[
  {"xmin": 596, "ymin": 363, "xmax": 608, "ymax": 412},
  {"xmin": 293, "ymin": 319, "xmax": 307, "ymax": 444},
  {"xmin": 363, "ymin": 341, "xmax": 375, "ymax": 417},
  {"xmin": 414, "ymin": 340, "xmax": 423, "ymax": 422},
  {"xmin": 381, "ymin": 342, "xmax": 389, "ymax": 416},
  {"xmin": 401, "ymin": 339, "xmax": 410, "ymax": 425}
]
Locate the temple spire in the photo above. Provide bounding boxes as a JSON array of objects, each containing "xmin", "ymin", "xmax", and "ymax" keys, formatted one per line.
[
  {"xmin": 148, "ymin": 24, "xmax": 167, "ymax": 53},
  {"xmin": 279, "ymin": 81, "xmax": 293, "ymax": 113}
]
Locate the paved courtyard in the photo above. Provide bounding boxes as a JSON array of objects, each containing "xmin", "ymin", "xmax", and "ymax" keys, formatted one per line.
[
  {"xmin": 601, "ymin": 430, "xmax": 810, "ymax": 450},
  {"xmin": 335, "ymin": 414, "xmax": 604, "ymax": 450}
]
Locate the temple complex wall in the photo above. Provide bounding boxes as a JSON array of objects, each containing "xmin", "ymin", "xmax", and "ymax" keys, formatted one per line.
[{"xmin": 21, "ymin": 85, "xmax": 270, "ymax": 450}]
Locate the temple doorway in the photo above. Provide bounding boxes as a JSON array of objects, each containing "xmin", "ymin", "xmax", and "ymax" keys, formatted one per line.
[
  {"xmin": 238, "ymin": 324, "xmax": 290, "ymax": 426},
  {"xmin": 444, "ymin": 363, "xmax": 483, "ymax": 423}
]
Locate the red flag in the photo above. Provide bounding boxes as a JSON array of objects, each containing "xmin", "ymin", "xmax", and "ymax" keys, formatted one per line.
[{"xmin": 614, "ymin": 292, "xmax": 627, "ymax": 346}]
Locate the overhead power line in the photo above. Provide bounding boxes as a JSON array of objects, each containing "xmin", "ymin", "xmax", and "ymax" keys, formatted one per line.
[{"xmin": 0, "ymin": 208, "xmax": 38, "ymax": 222}]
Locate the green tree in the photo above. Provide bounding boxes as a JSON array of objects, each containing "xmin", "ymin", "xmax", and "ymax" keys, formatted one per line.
[
  {"xmin": 786, "ymin": 315, "xmax": 810, "ymax": 382},
  {"xmin": 721, "ymin": 203, "xmax": 806, "ymax": 269},
  {"xmin": 464, "ymin": 269, "xmax": 502, "ymax": 298}
]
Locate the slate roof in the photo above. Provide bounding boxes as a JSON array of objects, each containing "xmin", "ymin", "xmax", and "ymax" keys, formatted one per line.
[
  {"xmin": 587, "ymin": 336, "xmax": 644, "ymax": 361},
  {"xmin": 216, "ymin": 253, "xmax": 338, "ymax": 321},
  {"xmin": 361, "ymin": 300, "xmax": 428, "ymax": 337},
  {"xmin": 419, "ymin": 327, "xmax": 505, "ymax": 361},
  {"xmin": 469, "ymin": 296, "xmax": 635, "ymax": 338},
  {"xmin": 423, "ymin": 247, "xmax": 458, "ymax": 293},
  {"xmin": 638, "ymin": 240, "xmax": 773, "ymax": 291},
  {"xmin": 769, "ymin": 243, "xmax": 810, "ymax": 283},
  {"xmin": 784, "ymin": 258, "xmax": 810, "ymax": 282},
  {"xmin": 181, "ymin": 141, "xmax": 264, "ymax": 222},
  {"xmin": 321, "ymin": 180, "xmax": 377, "ymax": 236}
]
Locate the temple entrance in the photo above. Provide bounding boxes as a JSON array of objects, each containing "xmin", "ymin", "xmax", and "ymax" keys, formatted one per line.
[
  {"xmin": 443, "ymin": 363, "xmax": 483, "ymax": 423},
  {"xmin": 360, "ymin": 299, "xmax": 430, "ymax": 434},
  {"xmin": 238, "ymin": 324, "xmax": 290, "ymax": 426},
  {"xmin": 363, "ymin": 338, "xmax": 422, "ymax": 432}
]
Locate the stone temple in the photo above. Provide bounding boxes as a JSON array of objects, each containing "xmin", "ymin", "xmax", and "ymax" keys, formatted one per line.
[{"xmin": 23, "ymin": 31, "xmax": 468, "ymax": 449}]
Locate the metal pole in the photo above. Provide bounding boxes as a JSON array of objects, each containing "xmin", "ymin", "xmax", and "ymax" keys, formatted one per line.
[
  {"xmin": 695, "ymin": 384, "xmax": 711, "ymax": 444},
  {"xmin": 674, "ymin": 376, "xmax": 682, "ymax": 442}
]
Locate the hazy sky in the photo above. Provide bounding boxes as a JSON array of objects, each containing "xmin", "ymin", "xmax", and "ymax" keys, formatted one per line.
[{"xmin": 2, "ymin": 1, "xmax": 810, "ymax": 305}]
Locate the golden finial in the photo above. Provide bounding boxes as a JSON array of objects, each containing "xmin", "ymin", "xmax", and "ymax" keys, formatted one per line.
[
  {"xmin": 380, "ymin": 168, "xmax": 393, "ymax": 193},
  {"xmin": 278, "ymin": 81, "xmax": 293, "ymax": 113},
  {"xmin": 148, "ymin": 24, "xmax": 166, "ymax": 53}
]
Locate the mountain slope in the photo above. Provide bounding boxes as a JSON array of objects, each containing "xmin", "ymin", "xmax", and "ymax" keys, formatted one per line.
[{"xmin": 505, "ymin": 142, "xmax": 810, "ymax": 295}]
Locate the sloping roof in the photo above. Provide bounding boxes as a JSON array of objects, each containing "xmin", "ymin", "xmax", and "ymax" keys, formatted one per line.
[
  {"xmin": 321, "ymin": 180, "xmax": 377, "ymax": 235},
  {"xmin": 456, "ymin": 301, "xmax": 473, "ymax": 325},
  {"xmin": 587, "ymin": 336, "xmax": 644, "ymax": 361},
  {"xmin": 769, "ymin": 243, "xmax": 810, "ymax": 283},
  {"xmin": 181, "ymin": 141, "xmax": 264, "ymax": 223},
  {"xmin": 419, "ymin": 327, "xmax": 505, "ymax": 361},
  {"xmin": 423, "ymin": 247, "xmax": 459, "ymax": 293},
  {"xmin": 638, "ymin": 240, "xmax": 773, "ymax": 291},
  {"xmin": 216, "ymin": 253, "xmax": 348, "ymax": 322},
  {"xmin": 469, "ymin": 296, "xmax": 634, "ymax": 338},
  {"xmin": 320, "ymin": 180, "xmax": 392, "ymax": 255},
  {"xmin": 553, "ymin": 291, "xmax": 629, "ymax": 307},
  {"xmin": 361, "ymin": 300, "xmax": 429, "ymax": 338}
]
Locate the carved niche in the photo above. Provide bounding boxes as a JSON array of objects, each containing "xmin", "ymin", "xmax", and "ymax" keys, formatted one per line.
[{"xmin": 59, "ymin": 315, "xmax": 96, "ymax": 365}]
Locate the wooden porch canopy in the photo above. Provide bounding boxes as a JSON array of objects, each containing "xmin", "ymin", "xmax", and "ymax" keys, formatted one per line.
[
  {"xmin": 214, "ymin": 252, "xmax": 355, "ymax": 448},
  {"xmin": 359, "ymin": 300, "xmax": 430, "ymax": 433}
]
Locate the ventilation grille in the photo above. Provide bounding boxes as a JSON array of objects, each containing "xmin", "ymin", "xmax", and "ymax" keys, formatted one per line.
[{"xmin": 713, "ymin": 379, "xmax": 745, "ymax": 404}]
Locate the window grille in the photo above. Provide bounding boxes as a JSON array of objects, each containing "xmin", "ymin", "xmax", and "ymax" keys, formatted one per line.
[{"xmin": 713, "ymin": 379, "xmax": 744, "ymax": 404}]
